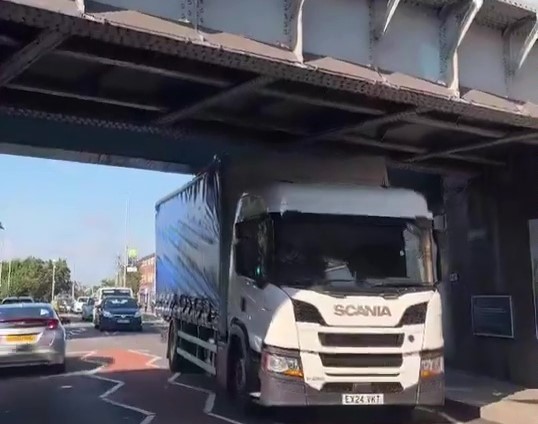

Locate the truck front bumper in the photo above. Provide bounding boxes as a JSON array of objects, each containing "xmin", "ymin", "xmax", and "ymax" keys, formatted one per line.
[{"xmin": 258, "ymin": 371, "xmax": 444, "ymax": 407}]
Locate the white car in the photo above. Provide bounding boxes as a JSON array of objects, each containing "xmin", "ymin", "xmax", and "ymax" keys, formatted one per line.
[
  {"xmin": 1, "ymin": 296, "xmax": 35, "ymax": 304},
  {"xmin": 72, "ymin": 297, "xmax": 89, "ymax": 314}
]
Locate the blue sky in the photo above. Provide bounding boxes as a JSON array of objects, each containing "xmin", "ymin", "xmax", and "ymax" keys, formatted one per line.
[{"xmin": 0, "ymin": 154, "xmax": 192, "ymax": 285}]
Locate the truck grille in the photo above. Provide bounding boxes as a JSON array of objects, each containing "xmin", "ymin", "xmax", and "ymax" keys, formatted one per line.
[
  {"xmin": 292, "ymin": 299, "xmax": 428, "ymax": 327},
  {"xmin": 319, "ymin": 333, "xmax": 404, "ymax": 348},
  {"xmin": 320, "ymin": 353, "xmax": 403, "ymax": 368},
  {"xmin": 321, "ymin": 382, "xmax": 403, "ymax": 393}
]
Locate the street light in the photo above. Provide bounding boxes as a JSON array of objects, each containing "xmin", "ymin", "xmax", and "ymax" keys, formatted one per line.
[
  {"xmin": 51, "ymin": 260, "xmax": 57, "ymax": 302},
  {"xmin": 0, "ymin": 223, "xmax": 4, "ymax": 290}
]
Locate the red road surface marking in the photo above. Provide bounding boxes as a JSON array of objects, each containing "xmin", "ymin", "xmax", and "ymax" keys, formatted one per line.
[
  {"xmin": 81, "ymin": 349, "xmax": 229, "ymax": 424},
  {"xmin": 85, "ymin": 349, "xmax": 157, "ymax": 373}
]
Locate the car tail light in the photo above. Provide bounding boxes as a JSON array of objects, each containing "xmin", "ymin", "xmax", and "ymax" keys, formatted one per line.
[{"xmin": 46, "ymin": 319, "xmax": 60, "ymax": 330}]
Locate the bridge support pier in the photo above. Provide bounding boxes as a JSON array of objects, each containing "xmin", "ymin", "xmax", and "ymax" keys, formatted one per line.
[{"xmin": 442, "ymin": 154, "xmax": 538, "ymax": 387}]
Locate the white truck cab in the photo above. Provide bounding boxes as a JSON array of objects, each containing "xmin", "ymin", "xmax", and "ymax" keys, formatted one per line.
[{"xmin": 224, "ymin": 183, "xmax": 443, "ymax": 407}]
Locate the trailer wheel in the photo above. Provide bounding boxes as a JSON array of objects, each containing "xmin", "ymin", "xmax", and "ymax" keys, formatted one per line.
[{"xmin": 168, "ymin": 322, "xmax": 183, "ymax": 373}]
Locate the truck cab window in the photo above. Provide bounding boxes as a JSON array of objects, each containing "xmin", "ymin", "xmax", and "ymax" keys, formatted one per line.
[
  {"xmin": 234, "ymin": 216, "xmax": 272, "ymax": 280},
  {"xmin": 270, "ymin": 213, "xmax": 433, "ymax": 291}
]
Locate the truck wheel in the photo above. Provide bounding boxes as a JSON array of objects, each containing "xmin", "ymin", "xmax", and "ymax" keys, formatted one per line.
[
  {"xmin": 167, "ymin": 323, "xmax": 183, "ymax": 373},
  {"xmin": 229, "ymin": 345, "xmax": 260, "ymax": 413}
]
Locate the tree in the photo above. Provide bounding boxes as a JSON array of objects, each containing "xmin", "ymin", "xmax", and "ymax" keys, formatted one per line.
[
  {"xmin": 126, "ymin": 270, "xmax": 141, "ymax": 295},
  {"xmin": 0, "ymin": 257, "xmax": 71, "ymax": 300},
  {"xmin": 100, "ymin": 278, "xmax": 116, "ymax": 287}
]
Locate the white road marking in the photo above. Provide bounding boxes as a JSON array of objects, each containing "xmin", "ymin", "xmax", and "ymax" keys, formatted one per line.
[
  {"xmin": 54, "ymin": 351, "xmax": 463, "ymax": 424},
  {"xmin": 127, "ymin": 349, "xmax": 163, "ymax": 369},
  {"xmin": 417, "ymin": 406, "xmax": 463, "ymax": 424},
  {"xmin": 168, "ymin": 372, "xmax": 463, "ymax": 424},
  {"xmin": 168, "ymin": 372, "xmax": 246, "ymax": 424},
  {"xmin": 81, "ymin": 351, "xmax": 159, "ymax": 424},
  {"xmin": 44, "ymin": 349, "xmax": 161, "ymax": 423}
]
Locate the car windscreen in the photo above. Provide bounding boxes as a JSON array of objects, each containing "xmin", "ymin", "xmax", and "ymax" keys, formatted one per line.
[
  {"xmin": 104, "ymin": 298, "xmax": 138, "ymax": 309},
  {"xmin": 78, "ymin": 297, "xmax": 88, "ymax": 303},
  {"xmin": 0, "ymin": 305, "xmax": 55, "ymax": 321}
]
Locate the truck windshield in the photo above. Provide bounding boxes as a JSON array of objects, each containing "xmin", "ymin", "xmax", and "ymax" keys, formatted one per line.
[{"xmin": 271, "ymin": 213, "xmax": 434, "ymax": 291}]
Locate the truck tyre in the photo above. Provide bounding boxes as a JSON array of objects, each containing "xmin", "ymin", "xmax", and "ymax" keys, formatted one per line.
[
  {"xmin": 168, "ymin": 322, "xmax": 183, "ymax": 373},
  {"xmin": 229, "ymin": 338, "xmax": 260, "ymax": 414}
]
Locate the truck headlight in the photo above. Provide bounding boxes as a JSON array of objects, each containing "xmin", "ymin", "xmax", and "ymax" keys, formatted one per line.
[
  {"xmin": 420, "ymin": 350, "xmax": 444, "ymax": 378},
  {"xmin": 262, "ymin": 351, "xmax": 303, "ymax": 378}
]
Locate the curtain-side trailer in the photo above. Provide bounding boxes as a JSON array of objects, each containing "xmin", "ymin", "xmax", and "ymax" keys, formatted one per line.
[{"xmin": 155, "ymin": 154, "xmax": 444, "ymax": 414}]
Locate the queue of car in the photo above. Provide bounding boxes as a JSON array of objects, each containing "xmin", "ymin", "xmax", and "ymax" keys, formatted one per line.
[{"xmin": 0, "ymin": 287, "xmax": 142, "ymax": 372}]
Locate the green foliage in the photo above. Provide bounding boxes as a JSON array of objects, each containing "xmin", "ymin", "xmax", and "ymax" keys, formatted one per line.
[
  {"xmin": 100, "ymin": 278, "xmax": 116, "ymax": 287},
  {"xmin": 126, "ymin": 270, "xmax": 141, "ymax": 295},
  {"xmin": 0, "ymin": 257, "xmax": 71, "ymax": 301}
]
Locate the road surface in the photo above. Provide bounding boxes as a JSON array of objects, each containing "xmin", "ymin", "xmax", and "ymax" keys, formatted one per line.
[{"xmin": 0, "ymin": 317, "xmax": 490, "ymax": 424}]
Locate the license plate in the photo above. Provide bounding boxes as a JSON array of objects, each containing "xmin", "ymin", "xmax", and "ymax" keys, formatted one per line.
[
  {"xmin": 5, "ymin": 334, "xmax": 37, "ymax": 344},
  {"xmin": 342, "ymin": 394, "xmax": 384, "ymax": 405},
  {"xmin": 117, "ymin": 319, "xmax": 130, "ymax": 324}
]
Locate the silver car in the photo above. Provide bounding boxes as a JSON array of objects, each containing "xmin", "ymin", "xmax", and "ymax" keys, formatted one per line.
[
  {"xmin": 0, "ymin": 303, "xmax": 66, "ymax": 372},
  {"xmin": 81, "ymin": 298, "xmax": 95, "ymax": 321}
]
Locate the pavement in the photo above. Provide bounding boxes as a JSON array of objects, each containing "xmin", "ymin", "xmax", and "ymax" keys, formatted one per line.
[
  {"xmin": 445, "ymin": 368, "xmax": 538, "ymax": 424},
  {"xmin": 0, "ymin": 316, "xmax": 494, "ymax": 424}
]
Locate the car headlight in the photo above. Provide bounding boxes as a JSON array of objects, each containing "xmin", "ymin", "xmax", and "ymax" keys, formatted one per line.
[
  {"xmin": 420, "ymin": 350, "xmax": 444, "ymax": 378},
  {"xmin": 134, "ymin": 311, "xmax": 142, "ymax": 318},
  {"xmin": 102, "ymin": 310, "xmax": 113, "ymax": 318},
  {"xmin": 262, "ymin": 351, "xmax": 303, "ymax": 378}
]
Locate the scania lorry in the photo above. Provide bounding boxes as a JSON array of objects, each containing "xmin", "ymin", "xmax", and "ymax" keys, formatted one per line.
[{"xmin": 155, "ymin": 154, "xmax": 444, "ymax": 411}]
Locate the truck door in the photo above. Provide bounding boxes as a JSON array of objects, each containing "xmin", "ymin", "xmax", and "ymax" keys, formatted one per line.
[{"xmin": 229, "ymin": 195, "xmax": 273, "ymax": 352}]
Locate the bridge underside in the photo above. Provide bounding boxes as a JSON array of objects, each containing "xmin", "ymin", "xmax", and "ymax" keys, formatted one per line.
[
  {"xmin": 3, "ymin": 0, "xmax": 538, "ymax": 389},
  {"xmin": 1, "ymin": 0, "xmax": 538, "ymax": 174}
]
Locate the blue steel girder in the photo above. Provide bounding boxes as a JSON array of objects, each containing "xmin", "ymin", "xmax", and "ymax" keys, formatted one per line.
[
  {"xmin": 1, "ymin": 0, "xmax": 538, "ymax": 169},
  {"xmin": 0, "ymin": 106, "xmax": 266, "ymax": 173}
]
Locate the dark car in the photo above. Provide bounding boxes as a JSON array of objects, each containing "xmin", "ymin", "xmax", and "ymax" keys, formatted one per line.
[{"xmin": 96, "ymin": 296, "xmax": 142, "ymax": 332}]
